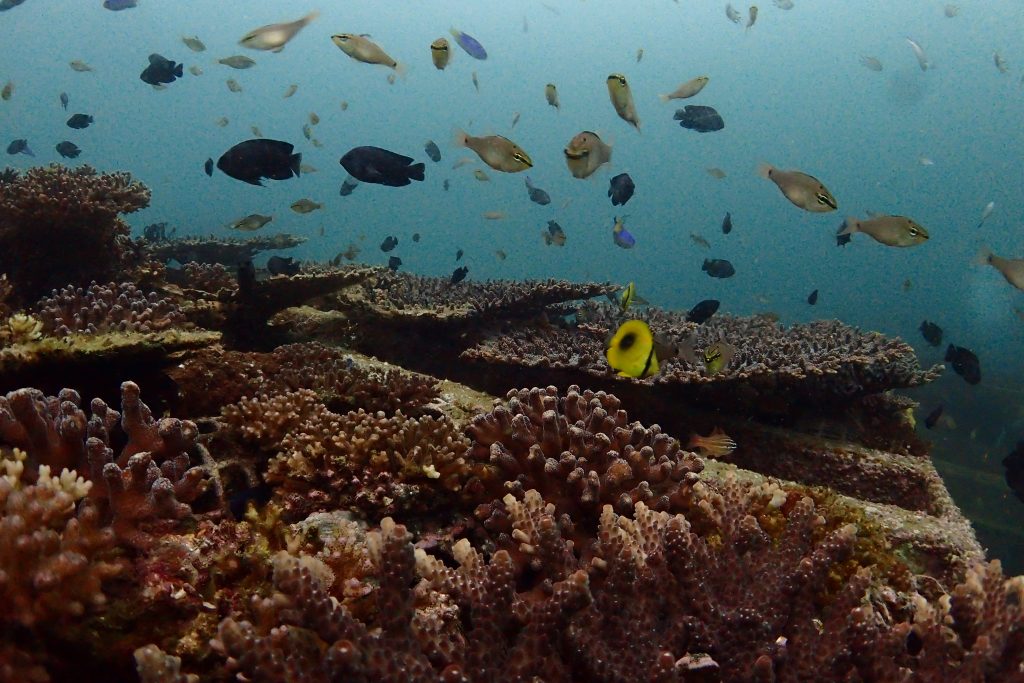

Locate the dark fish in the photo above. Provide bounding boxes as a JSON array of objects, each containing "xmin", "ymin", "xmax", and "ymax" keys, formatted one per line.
[
  {"xmin": 524, "ymin": 176, "xmax": 551, "ymax": 205},
  {"xmin": 1003, "ymin": 441, "xmax": 1024, "ymax": 504},
  {"xmin": 55, "ymin": 141, "xmax": 81, "ymax": 158},
  {"xmin": 380, "ymin": 236, "xmax": 398, "ymax": 252},
  {"xmin": 103, "ymin": 0, "xmax": 137, "ymax": 9},
  {"xmin": 340, "ymin": 146, "xmax": 425, "ymax": 187},
  {"xmin": 924, "ymin": 405, "xmax": 943, "ymax": 430},
  {"xmin": 424, "ymin": 140, "xmax": 441, "ymax": 163},
  {"xmin": 686, "ymin": 299, "xmax": 720, "ymax": 324},
  {"xmin": 6, "ymin": 139, "xmax": 32, "ymax": 156},
  {"xmin": 608, "ymin": 173, "xmax": 635, "ymax": 206},
  {"xmin": 237, "ymin": 259, "xmax": 256, "ymax": 295},
  {"xmin": 945, "ymin": 344, "xmax": 980, "ymax": 385},
  {"xmin": 702, "ymin": 258, "xmax": 735, "ymax": 278},
  {"xmin": 807, "ymin": 289, "xmax": 818, "ymax": 305},
  {"xmin": 543, "ymin": 220, "xmax": 567, "ymax": 247},
  {"xmin": 674, "ymin": 105, "xmax": 725, "ymax": 132},
  {"xmin": 456, "ymin": 249, "xmax": 464, "ymax": 261},
  {"xmin": 0, "ymin": 0, "xmax": 27, "ymax": 10},
  {"xmin": 267, "ymin": 255, "xmax": 300, "ymax": 276},
  {"xmin": 203, "ymin": 157, "xmax": 213, "ymax": 176},
  {"xmin": 442, "ymin": 179, "xmax": 450, "ymax": 191},
  {"xmin": 451, "ymin": 266, "xmax": 469, "ymax": 284},
  {"xmin": 919, "ymin": 320, "xmax": 942, "ymax": 347},
  {"xmin": 388, "ymin": 256, "xmax": 402, "ymax": 271},
  {"xmin": 59, "ymin": 92, "xmax": 68, "ymax": 110},
  {"xmin": 217, "ymin": 139, "xmax": 301, "ymax": 186},
  {"xmin": 66, "ymin": 113, "xmax": 94, "ymax": 129},
  {"xmin": 339, "ymin": 176, "xmax": 358, "ymax": 196},
  {"xmin": 139, "ymin": 53, "xmax": 184, "ymax": 86},
  {"xmin": 836, "ymin": 231, "xmax": 851, "ymax": 247},
  {"xmin": 412, "ymin": 233, "xmax": 421, "ymax": 242},
  {"xmin": 143, "ymin": 222, "xmax": 167, "ymax": 241},
  {"xmin": 721, "ymin": 212, "xmax": 732, "ymax": 234},
  {"xmin": 228, "ymin": 481, "xmax": 272, "ymax": 520}
]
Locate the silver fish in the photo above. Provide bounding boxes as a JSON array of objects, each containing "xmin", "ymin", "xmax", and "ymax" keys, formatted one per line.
[
  {"xmin": 906, "ymin": 37, "xmax": 930, "ymax": 71},
  {"xmin": 994, "ymin": 52, "xmax": 1009, "ymax": 74},
  {"xmin": 859, "ymin": 56, "xmax": 883, "ymax": 72},
  {"xmin": 725, "ymin": 3, "xmax": 741, "ymax": 22},
  {"xmin": 976, "ymin": 201, "xmax": 995, "ymax": 229},
  {"xmin": 218, "ymin": 55, "xmax": 257, "ymax": 69},
  {"xmin": 239, "ymin": 11, "xmax": 318, "ymax": 52}
]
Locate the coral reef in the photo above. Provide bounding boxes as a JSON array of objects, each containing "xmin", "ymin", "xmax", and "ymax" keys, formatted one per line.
[
  {"xmin": 34, "ymin": 281, "xmax": 186, "ymax": 336},
  {"xmin": 148, "ymin": 233, "xmax": 306, "ymax": 266},
  {"xmin": 0, "ymin": 165, "xmax": 150, "ymax": 304}
]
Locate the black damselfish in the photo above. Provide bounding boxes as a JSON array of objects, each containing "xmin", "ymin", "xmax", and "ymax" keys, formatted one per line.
[
  {"xmin": 217, "ymin": 139, "xmax": 301, "ymax": 186},
  {"xmin": 340, "ymin": 146, "xmax": 425, "ymax": 187}
]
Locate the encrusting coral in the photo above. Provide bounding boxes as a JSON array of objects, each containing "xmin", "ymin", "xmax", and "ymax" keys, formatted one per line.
[{"xmin": 0, "ymin": 165, "xmax": 150, "ymax": 304}]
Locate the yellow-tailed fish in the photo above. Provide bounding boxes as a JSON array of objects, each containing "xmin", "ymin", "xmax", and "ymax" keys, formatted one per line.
[
  {"xmin": 564, "ymin": 130, "xmax": 612, "ymax": 179},
  {"xmin": 838, "ymin": 215, "xmax": 928, "ymax": 247},
  {"xmin": 473, "ymin": 169, "xmax": 490, "ymax": 181},
  {"xmin": 606, "ymin": 319, "xmax": 659, "ymax": 378},
  {"xmin": 613, "ymin": 281, "xmax": 649, "ymax": 312},
  {"xmin": 758, "ymin": 163, "xmax": 837, "ymax": 212},
  {"xmin": 746, "ymin": 6, "xmax": 758, "ymax": 29},
  {"xmin": 659, "ymin": 76, "xmax": 709, "ymax": 102},
  {"xmin": 331, "ymin": 34, "xmax": 405, "ymax": 75},
  {"xmin": 703, "ymin": 340, "xmax": 736, "ymax": 375},
  {"xmin": 239, "ymin": 11, "xmax": 319, "ymax": 52},
  {"xmin": 975, "ymin": 247, "xmax": 1024, "ymax": 290},
  {"xmin": 545, "ymin": 83, "xmax": 559, "ymax": 110},
  {"xmin": 607, "ymin": 73, "xmax": 640, "ymax": 131},
  {"xmin": 454, "ymin": 128, "xmax": 532, "ymax": 172},
  {"xmin": 430, "ymin": 38, "xmax": 450, "ymax": 70},
  {"xmin": 688, "ymin": 428, "xmax": 737, "ymax": 457}
]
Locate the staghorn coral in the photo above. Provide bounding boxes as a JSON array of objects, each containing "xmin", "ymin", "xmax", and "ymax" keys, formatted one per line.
[
  {"xmin": 0, "ymin": 381, "xmax": 215, "ymax": 547},
  {"xmin": 34, "ymin": 281, "xmax": 186, "ymax": 336},
  {"xmin": 0, "ymin": 164, "xmax": 150, "ymax": 304}
]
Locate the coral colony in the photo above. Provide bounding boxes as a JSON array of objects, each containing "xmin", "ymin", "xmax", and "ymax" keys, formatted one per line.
[{"xmin": 0, "ymin": 164, "xmax": 1021, "ymax": 682}]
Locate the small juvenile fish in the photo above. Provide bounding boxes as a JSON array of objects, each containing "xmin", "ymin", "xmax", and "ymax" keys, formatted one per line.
[
  {"xmin": 299, "ymin": 163, "xmax": 317, "ymax": 173},
  {"xmin": 758, "ymin": 163, "xmax": 837, "ymax": 212},
  {"xmin": 702, "ymin": 258, "xmax": 735, "ymax": 278},
  {"xmin": 524, "ymin": 176, "xmax": 551, "ymax": 205},
  {"xmin": 56, "ymin": 141, "xmax": 81, "ymax": 158},
  {"xmin": 702, "ymin": 340, "xmax": 736, "ymax": 374},
  {"xmin": 859, "ymin": 56, "xmax": 883, "ymax": 72},
  {"xmin": 943, "ymin": 4, "xmax": 958, "ymax": 17},
  {"xmin": 230, "ymin": 214, "xmax": 273, "ymax": 231},
  {"xmin": 543, "ymin": 220, "xmax": 566, "ymax": 246},
  {"xmin": 659, "ymin": 76, "xmax": 709, "ymax": 102},
  {"xmin": 690, "ymin": 233, "xmax": 711, "ymax": 249},
  {"xmin": 451, "ymin": 266, "xmax": 469, "ymax": 284},
  {"xmin": 204, "ymin": 158, "xmax": 213, "ymax": 176},
  {"xmin": 455, "ymin": 129, "xmax": 532, "ymax": 172},
  {"xmin": 215, "ymin": 116, "xmax": 229, "ymax": 127},
  {"xmin": 745, "ymin": 6, "xmax": 758, "ymax": 29},
  {"xmin": 218, "ymin": 55, "xmax": 257, "ymax": 69},
  {"xmin": 331, "ymin": 34, "xmax": 404, "ymax": 74},
  {"xmin": 837, "ymin": 215, "xmax": 929, "ymax": 247},
  {"xmin": 66, "ymin": 113, "xmax": 93, "ymax": 129},
  {"xmin": 807, "ymin": 289, "xmax": 818, "ymax": 305},
  {"xmin": 238, "ymin": 11, "xmax": 319, "ymax": 52},
  {"xmin": 452, "ymin": 157, "xmax": 474, "ymax": 169},
  {"xmin": 725, "ymin": 3, "xmax": 741, "ymax": 22},
  {"xmin": 608, "ymin": 173, "xmax": 635, "ymax": 206},
  {"xmin": 70, "ymin": 60, "xmax": 93, "ymax": 72},
  {"xmin": 188, "ymin": 65, "xmax": 203, "ymax": 76},
  {"xmin": 387, "ymin": 73, "xmax": 396, "ymax": 85},
  {"xmin": 906, "ymin": 37, "xmax": 930, "ymax": 71},
  {"xmin": 511, "ymin": 111, "xmax": 521, "ymax": 129},
  {"xmin": 340, "ymin": 100, "xmax": 349, "ymax": 111},
  {"xmin": 283, "ymin": 83, "xmax": 297, "ymax": 98},
  {"xmin": 924, "ymin": 405, "xmax": 944, "ymax": 430},
  {"xmin": 309, "ymin": 112, "xmax": 320, "ymax": 125},
  {"xmin": 976, "ymin": 201, "xmax": 995, "ymax": 229},
  {"xmin": 182, "ymin": 36, "xmax": 206, "ymax": 52},
  {"xmin": 686, "ymin": 299, "xmax": 719, "ymax": 324},
  {"xmin": 380, "ymin": 236, "xmax": 399, "ymax": 252},
  {"xmin": 226, "ymin": 79, "xmax": 242, "ymax": 93},
  {"xmin": 456, "ymin": 249, "xmax": 464, "ymax": 261},
  {"xmin": 302, "ymin": 124, "xmax": 312, "ymax": 140},
  {"xmin": 482, "ymin": 211, "xmax": 506, "ymax": 220},
  {"xmin": 250, "ymin": 125, "xmax": 263, "ymax": 137},
  {"xmin": 706, "ymin": 167, "xmax": 726, "ymax": 179},
  {"xmin": 290, "ymin": 198, "xmax": 322, "ymax": 214},
  {"xmin": 918, "ymin": 155, "xmax": 934, "ymax": 166},
  {"xmin": 945, "ymin": 344, "xmax": 980, "ymax": 385},
  {"xmin": 612, "ymin": 216, "xmax": 636, "ymax": 248},
  {"xmin": 636, "ymin": 48, "xmax": 644, "ymax": 63},
  {"xmin": 59, "ymin": 92, "xmax": 68, "ymax": 109},
  {"xmin": 103, "ymin": 0, "xmax": 137, "ymax": 10},
  {"xmin": 473, "ymin": 169, "xmax": 490, "ymax": 181},
  {"xmin": 607, "ymin": 73, "xmax": 640, "ymax": 131},
  {"xmin": 495, "ymin": 249, "xmax": 507, "ymax": 260},
  {"xmin": 1, "ymin": 81, "xmax": 12, "ymax": 100},
  {"xmin": 919, "ymin": 320, "xmax": 942, "ymax": 347},
  {"xmin": 545, "ymin": 83, "xmax": 559, "ymax": 110},
  {"xmin": 688, "ymin": 428, "xmax": 736, "ymax": 457},
  {"xmin": 424, "ymin": 140, "xmax": 441, "ymax": 163},
  {"xmin": 449, "ymin": 27, "xmax": 487, "ymax": 59},
  {"xmin": 388, "ymin": 256, "xmax": 402, "ymax": 271},
  {"xmin": 471, "ymin": 71, "xmax": 479, "ymax": 92},
  {"xmin": 994, "ymin": 52, "xmax": 1009, "ymax": 74},
  {"xmin": 6, "ymin": 139, "xmax": 33, "ymax": 156},
  {"xmin": 721, "ymin": 212, "xmax": 733, "ymax": 234},
  {"xmin": 773, "ymin": 0, "xmax": 794, "ymax": 8},
  {"xmin": 430, "ymin": 37, "xmax": 451, "ymax": 70},
  {"xmin": 614, "ymin": 281, "xmax": 648, "ymax": 312},
  {"xmin": 975, "ymin": 247, "xmax": 1024, "ymax": 290}
]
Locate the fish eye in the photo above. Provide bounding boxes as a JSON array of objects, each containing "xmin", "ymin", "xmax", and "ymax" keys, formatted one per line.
[
  {"xmin": 620, "ymin": 332, "xmax": 636, "ymax": 350},
  {"xmin": 908, "ymin": 227, "xmax": 918, "ymax": 236}
]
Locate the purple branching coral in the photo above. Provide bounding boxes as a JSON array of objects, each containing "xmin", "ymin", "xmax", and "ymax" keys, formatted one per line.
[{"xmin": 34, "ymin": 281, "xmax": 186, "ymax": 336}]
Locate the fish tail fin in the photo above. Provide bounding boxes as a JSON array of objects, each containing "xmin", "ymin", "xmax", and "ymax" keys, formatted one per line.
[
  {"xmin": 291, "ymin": 153, "xmax": 302, "ymax": 177},
  {"xmin": 658, "ymin": 93, "xmax": 670, "ymax": 103},
  {"xmin": 756, "ymin": 162, "xmax": 773, "ymax": 179},
  {"xmin": 408, "ymin": 162, "xmax": 425, "ymax": 181},
  {"xmin": 393, "ymin": 61, "xmax": 408, "ymax": 80},
  {"xmin": 175, "ymin": 63, "xmax": 183, "ymax": 77},
  {"xmin": 302, "ymin": 9, "xmax": 321, "ymax": 25},
  {"xmin": 838, "ymin": 217, "xmax": 859, "ymax": 236},
  {"xmin": 973, "ymin": 246, "xmax": 994, "ymax": 266},
  {"xmin": 452, "ymin": 127, "xmax": 469, "ymax": 148}
]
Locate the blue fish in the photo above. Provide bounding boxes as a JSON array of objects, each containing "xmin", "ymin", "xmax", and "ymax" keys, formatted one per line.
[
  {"xmin": 449, "ymin": 27, "xmax": 487, "ymax": 60},
  {"xmin": 103, "ymin": 0, "xmax": 137, "ymax": 9},
  {"xmin": 612, "ymin": 216, "xmax": 635, "ymax": 249}
]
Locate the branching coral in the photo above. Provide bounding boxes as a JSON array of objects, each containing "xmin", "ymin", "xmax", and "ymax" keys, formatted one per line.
[
  {"xmin": 0, "ymin": 164, "xmax": 150, "ymax": 303},
  {"xmin": 34, "ymin": 281, "xmax": 186, "ymax": 336}
]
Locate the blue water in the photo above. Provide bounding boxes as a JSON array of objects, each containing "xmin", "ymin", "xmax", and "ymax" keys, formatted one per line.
[{"xmin": 3, "ymin": 0, "xmax": 1023, "ymax": 568}]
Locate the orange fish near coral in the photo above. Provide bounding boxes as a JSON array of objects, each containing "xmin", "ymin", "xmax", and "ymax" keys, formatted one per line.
[{"xmin": 688, "ymin": 428, "xmax": 737, "ymax": 458}]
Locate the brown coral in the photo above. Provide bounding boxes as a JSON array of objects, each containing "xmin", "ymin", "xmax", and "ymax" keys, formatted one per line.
[
  {"xmin": 34, "ymin": 281, "xmax": 186, "ymax": 336},
  {"xmin": 0, "ymin": 164, "xmax": 150, "ymax": 304}
]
